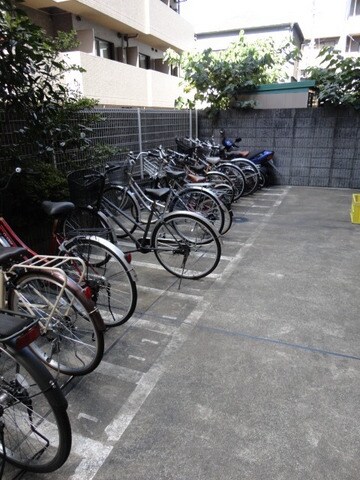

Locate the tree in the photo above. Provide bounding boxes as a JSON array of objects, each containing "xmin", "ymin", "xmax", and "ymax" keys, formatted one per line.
[
  {"xmin": 0, "ymin": 0, "xmax": 113, "ymax": 236},
  {"xmin": 306, "ymin": 46, "xmax": 360, "ymax": 108},
  {"xmin": 0, "ymin": 0, "xmax": 109, "ymax": 167},
  {"xmin": 164, "ymin": 32, "xmax": 299, "ymax": 114}
]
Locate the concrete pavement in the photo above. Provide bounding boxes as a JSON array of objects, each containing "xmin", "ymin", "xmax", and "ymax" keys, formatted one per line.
[{"xmin": 6, "ymin": 185, "xmax": 360, "ymax": 480}]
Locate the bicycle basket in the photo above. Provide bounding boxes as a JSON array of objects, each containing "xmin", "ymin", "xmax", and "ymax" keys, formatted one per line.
[
  {"xmin": 175, "ymin": 137, "xmax": 196, "ymax": 155},
  {"xmin": 143, "ymin": 156, "xmax": 163, "ymax": 179},
  {"xmin": 106, "ymin": 160, "xmax": 129, "ymax": 186},
  {"xmin": 67, "ymin": 168, "xmax": 102, "ymax": 207}
]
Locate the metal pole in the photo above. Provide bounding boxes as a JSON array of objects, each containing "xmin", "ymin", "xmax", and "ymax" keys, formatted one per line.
[
  {"xmin": 189, "ymin": 109, "xmax": 192, "ymax": 139},
  {"xmin": 137, "ymin": 108, "xmax": 144, "ymax": 178}
]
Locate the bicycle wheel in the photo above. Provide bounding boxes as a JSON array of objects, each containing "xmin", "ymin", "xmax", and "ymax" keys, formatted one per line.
[
  {"xmin": 169, "ymin": 187, "xmax": 225, "ymax": 235},
  {"xmin": 63, "ymin": 206, "xmax": 116, "ymax": 244},
  {"xmin": 152, "ymin": 211, "xmax": 221, "ymax": 279},
  {"xmin": 231, "ymin": 160, "xmax": 260, "ymax": 196},
  {"xmin": 0, "ymin": 344, "xmax": 72, "ymax": 472},
  {"xmin": 215, "ymin": 163, "xmax": 245, "ymax": 201},
  {"xmin": 102, "ymin": 186, "xmax": 140, "ymax": 239},
  {"xmin": 211, "ymin": 194, "xmax": 233, "ymax": 235},
  {"xmin": 62, "ymin": 236, "xmax": 137, "ymax": 328},
  {"xmin": 205, "ymin": 171, "xmax": 235, "ymax": 204},
  {"xmin": 7, "ymin": 272, "xmax": 105, "ymax": 376}
]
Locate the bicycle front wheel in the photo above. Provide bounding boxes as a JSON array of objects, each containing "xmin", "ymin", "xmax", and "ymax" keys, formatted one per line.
[
  {"xmin": 8, "ymin": 272, "xmax": 105, "ymax": 376},
  {"xmin": 152, "ymin": 212, "xmax": 221, "ymax": 279},
  {"xmin": 62, "ymin": 236, "xmax": 138, "ymax": 327},
  {"xmin": 0, "ymin": 344, "xmax": 72, "ymax": 472},
  {"xmin": 102, "ymin": 186, "xmax": 140, "ymax": 239},
  {"xmin": 169, "ymin": 187, "xmax": 225, "ymax": 235}
]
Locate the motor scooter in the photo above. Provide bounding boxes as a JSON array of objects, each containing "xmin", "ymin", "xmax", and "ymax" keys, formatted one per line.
[{"xmin": 219, "ymin": 129, "xmax": 276, "ymax": 187}]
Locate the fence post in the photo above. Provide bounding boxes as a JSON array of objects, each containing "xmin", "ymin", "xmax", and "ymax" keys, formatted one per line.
[
  {"xmin": 195, "ymin": 109, "xmax": 198, "ymax": 139},
  {"xmin": 189, "ymin": 109, "xmax": 192, "ymax": 139},
  {"xmin": 137, "ymin": 108, "xmax": 144, "ymax": 178}
]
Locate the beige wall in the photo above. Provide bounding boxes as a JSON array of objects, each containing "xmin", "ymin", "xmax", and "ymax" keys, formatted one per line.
[
  {"xmin": 63, "ymin": 52, "xmax": 181, "ymax": 107},
  {"xmin": 237, "ymin": 92, "xmax": 310, "ymax": 109}
]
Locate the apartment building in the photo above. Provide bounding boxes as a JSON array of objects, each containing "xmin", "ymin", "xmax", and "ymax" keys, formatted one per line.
[
  {"xmin": 19, "ymin": 0, "xmax": 195, "ymax": 108},
  {"xmin": 301, "ymin": 0, "xmax": 360, "ymax": 72}
]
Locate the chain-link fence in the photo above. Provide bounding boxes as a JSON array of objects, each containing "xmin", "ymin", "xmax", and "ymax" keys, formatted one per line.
[{"xmin": 0, "ymin": 107, "xmax": 197, "ymax": 174}]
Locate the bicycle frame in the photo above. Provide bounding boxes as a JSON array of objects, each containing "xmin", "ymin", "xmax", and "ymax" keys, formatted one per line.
[
  {"xmin": 0, "ymin": 216, "xmax": 92, "ymax": 334},
  {"xmin": 101, "ymin": 194, "xmax": 160, "ymax": 253},
  {"xmin": 0, "ymin": 217, "xmax": 36, "ymax": 255},
  {"xmin": 108, "ymin": 157, "xmax": 226, "ymax": 228}
]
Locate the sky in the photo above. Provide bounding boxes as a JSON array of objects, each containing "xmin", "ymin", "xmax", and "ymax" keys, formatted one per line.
[{"xmin": 179, "ymin": 0, "xmax": 350, "ymax": 39}]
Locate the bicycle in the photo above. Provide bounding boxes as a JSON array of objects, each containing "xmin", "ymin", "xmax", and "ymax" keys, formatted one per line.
[
  {"xmin": 175, "ymin": 137, "xmax": 247, "ymax": 200},
  {"xmin": 65, "ymin": 170, "xmax": 222, "ymax": 281},
  {"xmin": 0, "ymin": 308, "xmax": 72, "ymax": 473},
  {"xmin": 0, "ymin": 244, "xmax": 105, "ymax": 376},
  {"xmin": 139, "ymin": 152, "xmax": 234, "ymax": 235},
  {"xmin": 104, "ymin": 153, "xmax": 231, "ymax": 236},
  {"xmin": 2, "ymin": 168, "xmax": 137, "ymax": 329},
  {"xmin": 0, "ymin": 171, "xmax": 106, "ymax": 375}
]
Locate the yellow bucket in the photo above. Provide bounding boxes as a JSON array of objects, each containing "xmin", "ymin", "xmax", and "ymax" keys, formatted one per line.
[{"xmin": 350, "ymin": 194, "xmax": 360, "ymax": 224}]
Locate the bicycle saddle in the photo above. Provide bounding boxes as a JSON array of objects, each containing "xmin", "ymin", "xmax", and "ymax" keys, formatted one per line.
[{"xmin": 42, "ymin": 200, "xmax": 75, "ymax": 217}]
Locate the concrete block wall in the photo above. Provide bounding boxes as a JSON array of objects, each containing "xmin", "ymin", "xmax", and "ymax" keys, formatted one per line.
[{"xmin": 198, "ymin": 107, "xmax": 360, "ymax": 189}]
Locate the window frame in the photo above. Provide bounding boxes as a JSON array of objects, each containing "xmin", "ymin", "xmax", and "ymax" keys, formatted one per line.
[
  {"xmin": 139, "ymin": 53, "xmax": 150, "ymax": 70},
  {"xmin": 95, "ymin": 37, "xmax": 115, "ymax": 60}
]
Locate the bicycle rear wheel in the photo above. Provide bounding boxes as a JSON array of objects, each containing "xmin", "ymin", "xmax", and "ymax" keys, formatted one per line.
[
  {"xmin": 7, "ymin": 272, "xmax": 105, "ymax": 376},
  {"xmin": 152, "ymin": 212, "xmax": 221, "ymax": 279},
  {"xmin": 61, "ymin": 236, "xmax": 137, "ymax": 327},
  {"xmin": 0, "ymin": 344, "xmax": 72, "ymax": 472}
]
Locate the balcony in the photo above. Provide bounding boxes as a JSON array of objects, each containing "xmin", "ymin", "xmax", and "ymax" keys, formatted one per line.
[
  {"xmin": 21, "ymin": 0, "xmax": 194, "ymax": 52},
  {"xmin": 62, "ymin": 51, "xmax": 182, "ymax": 107}
]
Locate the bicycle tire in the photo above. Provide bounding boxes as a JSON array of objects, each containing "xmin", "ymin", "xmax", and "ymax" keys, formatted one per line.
[
  {"xmin": 168, "ymin": 187, "xmax": 225, "ymax": 235},
  {"xmin": 231, "ymin": 159, "xmax": 260, "ymax": 196},
  {"xmin": 63, "ymin": 206, "xmax": 117, "ymax": 244},
  {"xmin": 212, "ymin": 194, "xmax": 233, "ymax": 235},
  {"xmin": 205, "ymin": 171, "xmax": 235, "ymax": 204},
  {"xmin": 61, "ymin": 235, "xmax": 137, "ymax": 328},
  {"xmin": 7, "ymin": 272, "xmax": 105, "ymax": 376},
  {"xmin": 215, "ymin": 163, "xmax": 245, "ymax": 201},
  {"xmin": 102, "ymin": 186, "xmax": 140, "ymax": 239},
  {"xmin": 0, "ymin": 344, "xmax": 72, "ymax": 472},
  {"xmin": 152, "ymin": 211, "xmax": 221, "ymax": 279}
]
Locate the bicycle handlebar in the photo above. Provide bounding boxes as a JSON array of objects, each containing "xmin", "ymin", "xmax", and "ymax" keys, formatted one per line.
[{"xmin": 0, "ymin": 167, "xmax": 39, "ymax": 192}]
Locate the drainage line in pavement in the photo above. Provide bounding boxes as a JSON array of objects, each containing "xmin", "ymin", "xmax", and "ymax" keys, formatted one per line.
[{"xmin": 195, "ymin": 323, "xmax": 360, "ymax": 361}]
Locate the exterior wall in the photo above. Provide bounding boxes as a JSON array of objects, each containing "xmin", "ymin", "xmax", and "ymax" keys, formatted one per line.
[
  {"xmin": 237, "ymin": 92, "xmax": 310, "ymax": 109},
  {"xmin": 21, "ymin": 0, "xmax": 195, "ymax": 51},
  {"xmin": 198, "ymin": 107, "xmax": 360, "ymax": 189},
  {"xmin": 19, "ymin": 0, "xmax": 194, "ymax": 108},
  {"xmin": 62, "ymin": 52, "xmax": 181, "ymax": 107}
]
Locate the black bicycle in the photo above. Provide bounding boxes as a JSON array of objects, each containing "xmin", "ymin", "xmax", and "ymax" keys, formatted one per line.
[{"xmin": 65, "ymin": 168, "xmax": 222, "ymax": 280}]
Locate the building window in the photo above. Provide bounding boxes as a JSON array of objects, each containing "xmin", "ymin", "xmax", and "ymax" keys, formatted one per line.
[
  {"xmin": 346, "ymin": 35, "xmax": 360, "ymax": 52},
  {"xmin": 139, "ymin": 53, "xmax": 150, "ymax": 69},
  {"xmin": 171, "ymin": 65, "xmax": 178, "ymax": 76},
  {"xmin": 95, "ymin": 38, "xmax": 114, "ymax": 59},
  {"xmin": 349, "ymin": 0, "xmax": 360, "ymax": 16}
]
